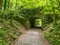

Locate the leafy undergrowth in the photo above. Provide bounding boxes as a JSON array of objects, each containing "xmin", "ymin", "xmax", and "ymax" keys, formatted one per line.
[
  {"xmin": 44, "ymin": 24, "xmax": 60, "ymax": 45},
  {"xmin": 0, "ymin": 20, "xmax": 23, "ymax": 45}
]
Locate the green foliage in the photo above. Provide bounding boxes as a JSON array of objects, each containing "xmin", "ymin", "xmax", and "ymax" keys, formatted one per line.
[
  {"xmin": 0, "ymin": 0, "xmax": 60, "ymax": 45},
  {"xmin": 0, "ymin": 28, "xmax": 8, "ymax": 45},
  {"xmin": 44, "ymin": 24, "xmax": 60, "ymax": 45},
  {"xmin": 0, "ymin": 23, "xmax": 22, "ymax": 45},
  {"xmin": 0, "ymin": 10, "xmax": 23, "ymax": 45},
  {"xmin": 35, "ymin": 19, "xmax": 42, "ymax": 27}
]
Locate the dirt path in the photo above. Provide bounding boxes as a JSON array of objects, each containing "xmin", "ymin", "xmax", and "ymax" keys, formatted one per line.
[{"xmin": 15, "ymin": 29, "xmax": 50, "ymax": 45}]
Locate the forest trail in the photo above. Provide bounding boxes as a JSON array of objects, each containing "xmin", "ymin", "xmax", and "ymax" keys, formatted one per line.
[{"xmin": 15, "ymin": 29, "xmax": 50, "ymax": 45}]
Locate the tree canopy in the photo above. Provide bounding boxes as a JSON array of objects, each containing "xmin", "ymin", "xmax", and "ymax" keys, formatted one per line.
[{"xmin": 0, "ymin": 0, "xmax": 60, "ymax": 45}]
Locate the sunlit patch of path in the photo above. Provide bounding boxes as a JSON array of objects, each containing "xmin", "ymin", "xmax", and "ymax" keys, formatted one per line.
[{"xmin": 15, "ymin": 29, "xmax": 50, "ymax": 45}]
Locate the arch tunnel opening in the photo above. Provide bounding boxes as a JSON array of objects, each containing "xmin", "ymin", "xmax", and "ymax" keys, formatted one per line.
[{"xmin": 29, "ymin": 17, "xmax": 42, "ymax": 28}]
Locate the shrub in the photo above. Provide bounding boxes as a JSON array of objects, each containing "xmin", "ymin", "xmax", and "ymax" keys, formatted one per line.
[{"xmin": 44, "ymin": 24, "xmax": 60, "ymax": 45}]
